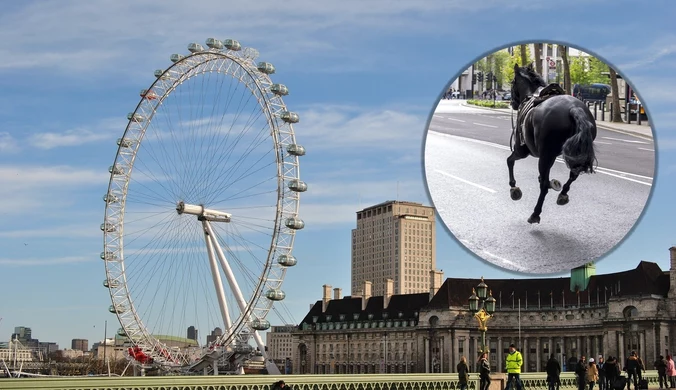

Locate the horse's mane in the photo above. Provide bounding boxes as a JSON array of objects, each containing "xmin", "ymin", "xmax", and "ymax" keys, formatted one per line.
[{"xmin": 518, "ymin": 65, "xmax": 546, "ymax": 88}]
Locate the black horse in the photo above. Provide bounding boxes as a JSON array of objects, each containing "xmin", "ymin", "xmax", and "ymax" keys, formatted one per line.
[{"xmin": 508, "ymin": 63, "xmax": 597, "ymax": 224}]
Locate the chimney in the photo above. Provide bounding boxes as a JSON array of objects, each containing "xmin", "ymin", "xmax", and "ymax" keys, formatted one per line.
[
  {"xmin": 362, "ymin": 281, "xmax": 372, "ymax": 311},
  {"xmin": 429, "ymin": 269, "xmax": 444, "ymax": 300},
  {"xmin": 322, "ymin": 284, "xmax": 332, "ymax": 312},
  {"xmin": 333, "ymin": 288, "xmax": 342, "ymax": 300},
  {"xmin": 384, "ymin": 279, "xmax": 394, "ymax": 309}
]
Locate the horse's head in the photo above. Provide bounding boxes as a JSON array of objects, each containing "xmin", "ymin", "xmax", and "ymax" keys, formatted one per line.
[{"xmin": 511, "ymin": 63, "xmax": 546, "ymax": 110}]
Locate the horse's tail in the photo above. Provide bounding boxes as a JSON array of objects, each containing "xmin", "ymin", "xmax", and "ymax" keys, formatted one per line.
[{"xmin": 562, "ymin": 106, "xmax": 596, "ymax": 174}]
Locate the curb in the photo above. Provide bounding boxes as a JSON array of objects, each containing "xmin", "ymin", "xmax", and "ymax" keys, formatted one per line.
[
  {"xmin": 595, "ymin": 123, "xmax": 653, "ymax": 141},
  {"xmin": 460, "ymin": 101, "xmax": 512, "ymax": 114}
]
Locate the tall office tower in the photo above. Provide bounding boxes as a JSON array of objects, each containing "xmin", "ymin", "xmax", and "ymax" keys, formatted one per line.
[
  {"xmin": 71, "ymin": 339, "xmax": 88, "ymax": 352},
  {"xmin": 11, "ymin": 326, "xmax": 32, "ymax": 343},
  {"xmin": 187, "ymin": 326, "xmax": 198, "ymax": 342},
  {"xmin": 351, "ymin": 200, "xmax": 436, "ymax": 296}
]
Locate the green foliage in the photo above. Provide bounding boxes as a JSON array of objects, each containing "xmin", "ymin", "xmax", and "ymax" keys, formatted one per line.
[
  {"xmin": 569, "ymin": 55, "xmax": 610, "ymax": 86},
  {"xmin": 467, "ymin": 99, "xmax": 510, "ymax": 109}
]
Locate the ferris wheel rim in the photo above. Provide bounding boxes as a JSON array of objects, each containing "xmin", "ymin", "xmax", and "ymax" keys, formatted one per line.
[{"xmin": 101, "ymin": 42, "xmax": 302, "ymax": 368}]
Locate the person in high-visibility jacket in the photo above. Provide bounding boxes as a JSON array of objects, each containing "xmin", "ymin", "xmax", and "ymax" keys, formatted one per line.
[{"xmin": 505, "ymin": 344, "xmax": 524, "ymax": 390}]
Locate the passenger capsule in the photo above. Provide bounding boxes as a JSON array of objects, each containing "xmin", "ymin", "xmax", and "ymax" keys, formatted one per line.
[
  {"xmin": 206, "ymin": 38, "xmax": 224, "ymax": 50},
  {"xmin": 188, "ymin": 43, "xmax": 204, "ymax": 53},
  {"xmin": 109, "ymin": 165, "xmax": 125, "ymax": 175},
  {"xmin": 224, "ymin": 39, "xmax": 241, "ymax": 51},
  {"xmin": 288, "ymin": 179, "xmax": 307, "ymax": 192},
  {"xmin": 117, "ymin": 328, "xmax": 127, "ymax": 337},
  {"xmin": 117, "ymin": 138, "xmax": 135, "ymax": 148},
  {"xmin": 127, "ymin": 113, "xmax": 146, "ymax": 123},
  {"xmin": 103, "ymin": 193, "xmax": 119, "ymax": 204},
  {"xmin": 285, "ymin": 217, "xmax": 305, "ymax": 230},
  {"xmin": 103, "ymin": 279, "xmax": 120, "ymax": 288},
  {"xmin": 250, "ymin": 318, "xmax": 270, "ymax": 331},
  {"xmin": 170, "ymin": 53, "xmax": 184, "ymax": 63},
  {"xmin": 279, "ymin": 111, "xmax": 299, "ymax": 123},
  {"xmin": 265, "ymin": 289, "xmax": 286, "ymax": 301},
  {"xmin": 286, "ymin": 144, "xmax": 306, "ymax": 156},
  {"xmin": 270, "ymin": 84, "xmax": 289, "ymax": 96},
  {"xmin": 100, "ymin": 251, "xmax": 118, "ymax": 261},
  {"xmin": 100, "ymin": 222, "xmax": 116, "ymax": 233},
  {"xmin": 234, "ymin": 344, "xmax": 254, "ymax": 354},
  {"xmin": 257, "ymin": 62, "xmax": 275, "ymax": 75},
  {"xmin": 277, "ymin": 254, "xmax": 297, "ymax": 267},
  {"xmin": 154, "ymin": 69, "xmax": 170, "ymax": 79},
  {"xmin": 140, "ymin": 89, "xmax": 158, "ymax": 100},
  {"xmin": 109, "ymin": 304, "xmax": 127, "ymax": 314}
]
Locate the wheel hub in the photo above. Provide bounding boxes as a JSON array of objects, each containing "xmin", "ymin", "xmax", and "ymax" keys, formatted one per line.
[{"xmin": 176, "ymin": 201, "xmax": 231, "ymax": 222}]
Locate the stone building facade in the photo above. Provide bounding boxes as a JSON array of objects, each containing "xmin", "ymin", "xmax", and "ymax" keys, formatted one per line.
[{"xmin": 291, "ymin": 248, "xmax": 676, "ymax": 374}]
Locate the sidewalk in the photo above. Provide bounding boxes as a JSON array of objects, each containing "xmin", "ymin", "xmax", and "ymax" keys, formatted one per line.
[{"xmin": 458, "ymin": 100, "xmax": 653, "ymax": 140}]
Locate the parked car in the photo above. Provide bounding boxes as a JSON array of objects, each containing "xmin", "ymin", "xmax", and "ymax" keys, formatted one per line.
[
  {"xmin": 501, "ymin": 92, "xmax": 512, "ymax": 101},
  {"xmin": 628, "ymin": 96, "xmax": 647, "ymax": 119}
]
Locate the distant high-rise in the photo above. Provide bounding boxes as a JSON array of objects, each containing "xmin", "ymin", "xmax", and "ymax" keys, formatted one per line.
[
  {"xmin": 206, "ymin": 327, "xmax": 222, "ymax": 345},
  {"xmin": 351, "ymin": 200, "xmax": 437, "ymax": 296},
  {"xmin": 71, "ymin": 339, "xmax": 88, "ymax": 352},
  {"xmin": 11, "ymin": 326, "xmax": 32, "ymax": 343},
  {"xmin": 187, "ymin": 326, "xmax": 198, "ymax": 342}
]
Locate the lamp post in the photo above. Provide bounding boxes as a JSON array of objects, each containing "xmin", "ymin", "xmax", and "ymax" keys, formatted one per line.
[{"xmin": 469, "ymin": 277, "xmax": 497, "ymax": 354}]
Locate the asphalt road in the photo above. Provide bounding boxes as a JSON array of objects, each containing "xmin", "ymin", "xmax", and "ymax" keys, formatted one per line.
[{"xmin": 424, "ymin": 100, "xmax": 655, "ymax": 274}]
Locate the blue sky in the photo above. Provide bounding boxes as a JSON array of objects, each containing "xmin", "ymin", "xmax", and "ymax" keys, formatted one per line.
[{"xmin": 1, "ymin": 0, "xmax": 676, "ymax": 349}]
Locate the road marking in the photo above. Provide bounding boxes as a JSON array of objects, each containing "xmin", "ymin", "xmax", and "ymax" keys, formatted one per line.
[
  {"xmin": 433, "ymin": 115, "xmax": 445, "ymax": 119},
  {"xmin": 429, "ymin": 131, "xmax": 653, "ymax": 185},
  {"xmin": 434, "ymin": 169, "xmax": 496, "ymax": 193},
  {"xmin": 595, "ymin": 141, "xmax": 612, "ymax": 145},
  {"xmin": 638, "ymin": 147, "xmax": 654, "ymax": 152},
  {"xmin": 601, "ymin": 136, "xmax": 651, "ymax": 145},
  {"xmin": 473, "ymin": 122, "xmax": 498, "ymax": 128},
  {"xmin": 447, "ymin": 117, "xmax": 466, "ymax": 122}
]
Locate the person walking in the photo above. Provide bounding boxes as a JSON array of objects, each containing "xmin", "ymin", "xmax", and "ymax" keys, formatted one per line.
[
  {"xmin": 625, "ymin": 351, "xmax": 641, "ymax": 390},
  {"xmin": 587, "ymin": 358, "xmax": 599, "ymax": 390},
  {"xmin": 598, "ymin": 355, "xmax": 606, "ymax": 390},
  {"xmin": 457, "ymin": 356, "xmax": 470, "ymax": 390},
  {"xmin": 505, "ymin": 344, "xmax": 523, "ymax": 390},
  {"xmin": 478, "ymin": 352, "xmax": 491, "ymax": 390},
  {"xmin": 546, "ymin": 353, "xmax": 562, "ymax": 390},
  {"xmin": 655, "ymin": 355, "xmax": 668, "ymax": 389},
  {"xmin": 666, "ymin": 355, "xmax": 676, "ymax": 388},
  {"xmin": 576, "ymin": 356, "xmax": 589, "ymax": 390}
]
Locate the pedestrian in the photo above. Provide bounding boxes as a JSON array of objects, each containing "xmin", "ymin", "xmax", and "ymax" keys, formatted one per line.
[
  {"xmin": 272, "ymin": 380, "xmax": 289, "ymax": 390},
  {"xmin": 666, "ymin": 355, "xmax": 676, "ymax": 388},
  {"xmin": 457, "ymin": 355, "xmax": 470, "ymax": 390},
  {"xmin": 604, "ymin": 356, "xmax": 618, "ymax": 390},
  {"xmin": 598, "ymin": 355, "xmax": 606, "ymax": 390},
  {"xmin": 546, "ymin": 353, "xmax": 562, "ymax": 390},
  {"xmin": 505, "ymin": 344, "xmax": 523, "ymax": 390},
  {"xmin": 587, "ymin": 358, "xmax": 599, "ymax": 390},
  {"xmin": 576, "ymin": 355, "xmax": 588, "ymax": 390},
  {"xmin": 625, "ymin": 351, "xmax": 641, "ymax": 390},
  {"xmin": 655, "ymin": 355, "xmax": 668, "ymax": 389},
  {"xmin": 478, "ymin": 352, "xmax": 491, "ymax": 390}
]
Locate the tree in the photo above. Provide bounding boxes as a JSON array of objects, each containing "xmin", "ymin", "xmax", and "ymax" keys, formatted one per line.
[
  {"xmin": 560, "ymin": 44, "xmax": 571, "ymax": 95},
  {"xmin": 520, "ymin": 44, "xmax": 528, "ymax": 67},
  {"xmin": 609, "ymin": 66, "xmax": 623, "ymax": 122},
  {"xmin": 534, "ymin": 43, "xmax": 543, "ymax": 76}
]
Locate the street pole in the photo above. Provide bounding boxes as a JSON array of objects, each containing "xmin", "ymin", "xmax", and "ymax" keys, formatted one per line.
[{"xmin": 469, "ymin": 277, "xmax": 496, "ymax": 354}]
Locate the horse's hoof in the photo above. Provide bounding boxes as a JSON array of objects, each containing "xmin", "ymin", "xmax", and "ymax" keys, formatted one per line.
[
  {"xmin": 550, "ymin": 179, "xmax": 562, "ymax": 192},
  {"xmin": 557, "ymin": 194, "xmax": 569, "ymax": 205},
  {"xmin": 528, "ymin": 215, "xmax": 541, "ymax": 224},
  {"xmin": 510, "ymin": 187, "xmax": 522, "ymax": 201}
]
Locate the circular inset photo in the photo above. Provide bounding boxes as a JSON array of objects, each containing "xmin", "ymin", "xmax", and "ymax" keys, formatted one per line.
[{"xmin": 424, "ymin": 42, "xmax": 655, "ymax": 274}]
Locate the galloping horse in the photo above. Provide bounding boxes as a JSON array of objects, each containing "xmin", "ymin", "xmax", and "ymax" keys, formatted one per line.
[{"xmin": 508, "ymin": 63, "xmax": 597, "ymax": 224}]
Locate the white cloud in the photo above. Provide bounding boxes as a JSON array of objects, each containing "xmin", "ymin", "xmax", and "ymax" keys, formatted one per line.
[
  {"xmin": 0, "ymin": 132, "xmax": 19, "ymax": 153},
  {"xmin": 0, "ymin": 255, "xmax": 92, "ymax": 266},
  {"xmin": 25, "ymin": 117, "xmax": 124, "ymax": 149}
]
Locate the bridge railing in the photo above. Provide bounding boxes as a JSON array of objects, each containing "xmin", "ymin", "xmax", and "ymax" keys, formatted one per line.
[{"xmin": 0, "ymin": 371, "xmax": 661, "ymax": 390}]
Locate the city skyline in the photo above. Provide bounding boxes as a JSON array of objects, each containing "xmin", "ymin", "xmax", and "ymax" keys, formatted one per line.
[{"xmin": 1, "ymin": 1, "xmax": 676, "ymax": 350}]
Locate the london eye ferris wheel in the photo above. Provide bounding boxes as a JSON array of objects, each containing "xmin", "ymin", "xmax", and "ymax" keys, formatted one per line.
[{"xmin": 101, "ymin": 37, "xmax": 306, "ymax": 373}]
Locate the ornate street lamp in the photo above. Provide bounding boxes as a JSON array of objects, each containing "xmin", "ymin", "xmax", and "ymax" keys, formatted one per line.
[{"xmin": 469, "ymin": 277, "xmax": 496, "ymax": 354}]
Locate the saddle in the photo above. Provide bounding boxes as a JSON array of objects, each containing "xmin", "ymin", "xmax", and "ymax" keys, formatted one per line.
[{"xmin": 515, "ymin": 83, "xmax": 566, "ymax": 146}]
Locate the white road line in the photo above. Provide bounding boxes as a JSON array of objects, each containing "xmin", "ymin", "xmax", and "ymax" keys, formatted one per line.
[
  {"xmin": 433, "ymin": 115, "xmax": 445, "ymax": 119},
  {"xmin": 595, "ymin": 141, "xmax": 612, "ymax": 145},
  {"xmin": 430, "ymin": 132, "xmax": 654, "ymax": 185},
  {"xmin": 638, "ymin": 147, "xmax": 654, "ymax": 152},
  {"xmin": 447, "ymin": 117, "xmax": 466, "ymax": 122},
  {"xmin": 434, "ymin": 169, "xmax": 496, "ymax": 193},
  {"xmin": 473, "ymin": 122, "xmax": 498, "ymax": 128},
  {"xmin": 601, "ymin": 136, "xmax": 650, "ymax": 145}
]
